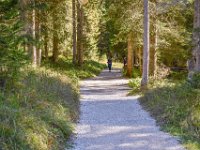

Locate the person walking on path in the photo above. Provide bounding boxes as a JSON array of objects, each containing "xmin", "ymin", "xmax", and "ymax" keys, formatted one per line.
[
  {"xmin": 107, "ymin": 58, "xmax": 112, "ymax": 72},
  {"xmin": 123, "ymin": 57, "xmax": 127, "ymax": 68}
]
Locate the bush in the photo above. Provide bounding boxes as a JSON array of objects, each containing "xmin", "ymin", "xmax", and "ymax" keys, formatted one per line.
[
  {"xmin": 190, "ymin": 73, "xmax": 200, "ymax": 89},
  {"xmin": 167, "ymin": 71, "xmax": 187, "ymax": 80},
  {"xmin": 128, "ymin": 78, "xmax": 141, "ymax": 94}
]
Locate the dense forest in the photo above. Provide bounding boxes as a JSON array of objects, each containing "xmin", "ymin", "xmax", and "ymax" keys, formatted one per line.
[{"xmin": 0, "ymin": 0, "xmax": 200, "ymax": 149}]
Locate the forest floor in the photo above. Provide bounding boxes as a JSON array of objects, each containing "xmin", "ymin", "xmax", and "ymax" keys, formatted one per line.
[{"xmin": 71, "ymin": 68, "xmax": 185, "ymax": 150}]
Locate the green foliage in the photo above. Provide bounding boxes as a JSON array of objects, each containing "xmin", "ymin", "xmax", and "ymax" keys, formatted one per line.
[
  {"xmin": 132, "ymin": 68, "xmax": 142, "ymax": 78},
  {"xmin": 0, "ymin": 0, "xmax": 28, "ymax": 90},
  {"xmin": 167, "ymin": 70, "xmax": 188, "ymax": 80},
  {"xmin": 128, "ymin": 78, "xmax": 142, "ymax": 95},
  {"xmin": 190, "ymin": 73, "xmax": 200, "ymax": 89},
  {"xmin": 139, "ymin": 79, "xmax": 200, "ymax": 150}
]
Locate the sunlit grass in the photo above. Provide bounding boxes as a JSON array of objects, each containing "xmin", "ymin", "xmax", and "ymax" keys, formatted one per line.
[
  {"xmin": 137, "ymin": 78, "xmax": 200, "ymax": 150},
  {"xmin": 0, "ymin": 59, "xmax": 105, "ymax": 150},
  {"xmin": 43, "ymin": 58, "xmax": 106, "ymax": 80}
]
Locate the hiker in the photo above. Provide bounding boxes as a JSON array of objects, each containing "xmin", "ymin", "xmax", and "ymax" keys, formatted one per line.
[
  {"xmin": 123, "ymin": 57, "xmax": 127, "ymax": 68},
  {"xmin": 107, "ymin": 58, "xmax": 112, "ymax": 72}
]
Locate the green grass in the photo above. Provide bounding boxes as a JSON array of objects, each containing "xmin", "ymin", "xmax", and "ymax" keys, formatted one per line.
[
  {"xmin": 43, "ymin": 57, "xmax": 106, "ymax": 80},
  {"xmin": 138, "ymin": 77, "xmax": 200, "ymax": 150},
  {"xmin": 0, "ymin": 58, "xmax": 106, "ymax": 150}
]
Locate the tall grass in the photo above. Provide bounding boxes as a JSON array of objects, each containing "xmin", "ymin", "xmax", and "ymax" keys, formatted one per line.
[
  {"xmin": 43, "ymin": 58, "xmax": 106, "ymax": 80},
  {"xmin": 139, "ymin": 76, "xmax": 200, "ymax": 150},
  {"xmin": 0, "ymin": 59, "xmax": 106, "ymax": 150}
]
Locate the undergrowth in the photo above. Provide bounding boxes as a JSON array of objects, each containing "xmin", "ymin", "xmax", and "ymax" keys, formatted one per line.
[
  {"xmin": 43, "ymin": 57, "xmax": 106, "ymax": 80},
  {"xmin": 0, "ymin": 59, "xmax": 105, "ymax": 150},
  {"xmin": 137, "ymin": 73, "xmax": 200, "ymax": 150}
]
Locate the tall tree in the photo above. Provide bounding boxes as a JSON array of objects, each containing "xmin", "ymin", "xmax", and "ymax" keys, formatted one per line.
[
  {"xmin": 149, "ymin": 0, "xmax": 157, "ymax": 77},
  {"xmin": 52, "ymin": 9, "xmax": 59, "ymax": 62},
  {"xmin": 32, "ymin": 5, "xmax": 37, "ymax": 67},
  {"xmin": 127, "ymin": 32, "xmax": 134, "ymax": 77},
  {"xmin": 189, "ymin": 0, "xmax": 200, "ymax": 78},
  {"xmin": 72, "ymin": 0, "xmax": 77, "ymax": 64},
  {"xmin": 77, "ymin": 0, "xmax": 84, "ymax": 66},
  {"xmin": 141, "ymin": 0, "xmax": 150, "ymax": 88}
]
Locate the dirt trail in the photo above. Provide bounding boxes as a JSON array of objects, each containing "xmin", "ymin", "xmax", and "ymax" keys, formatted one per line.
[{"xmin": 71, "ymin": 69, "xmax": 185, "ymax": 150}]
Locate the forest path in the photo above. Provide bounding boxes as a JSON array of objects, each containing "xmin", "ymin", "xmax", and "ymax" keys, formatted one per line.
[{"xmin": 71, "ymin": 68, "xmax": 185, "ymax": 150}]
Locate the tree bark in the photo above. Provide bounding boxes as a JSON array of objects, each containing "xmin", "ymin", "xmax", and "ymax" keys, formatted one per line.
[
  {"xmin": 44, "ymin": 31, "xmax": 48, "ymax": 58},
  {"xmin": 188, "ymin": 0, "xmax": 200, "ymax": 79},
  {"xmin": 32, "ymin": 8, "xmax": 37, "ymax": 67},
  {"xmin": 149, "ymin": 25, "xmax": 157, "ymax": 77},
  {"xmin": 43, "ymin": 12, "xmax": 48, "ymax": 59},
  {"xmin": 77, "ymin": 0, "xmax": 84, "ymax": 66},
  {"xmin": 36, "ymin": 11, "xmax": 42, "ymax": 66},
  {"xmin": 149, "ymin": 0, "xmax": 157, "ymax": 78},
  {"xmin": 72, "ymin": 0, "xmax": 77, "ymax": 64},
  {"xmin": 52, "ymin": 12, "xmax": 59, "ymax": 62},
  {"xmin": 127, "ymin": 32, "xmax": 134, "ymax": 77},
  {"xmin": 194, "ymin": 0, "xmax": 200, "ymax": 69},
  {"xmin": 141, "ymin": 0, "xmax": 150, "ymax": 89},
  {"xmin": 138, "ymin": 47, "xmax": 143, "ymax": 73}
]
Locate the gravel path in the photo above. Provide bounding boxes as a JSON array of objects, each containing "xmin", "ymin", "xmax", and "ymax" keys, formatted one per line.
[{"xmin": 71, "ymin": 69, "xmax": 185, "ymax": 150}]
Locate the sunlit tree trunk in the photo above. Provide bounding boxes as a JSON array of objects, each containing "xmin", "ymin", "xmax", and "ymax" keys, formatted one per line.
[
  {"xmin": 149, "ymin": 0, "xmax": 157, "ymax": 77},
  {"xmin": 32, "ymin": 7, "xmax": 37, "ymax": 67},
  {"xmin": 127, "ymin": 32, "xmax": 133, "ymax": 77},
  {"xmin": 150, "ymin": 0, "xmax": 157, "ymax": 78},
  {"xmin": 141, "ymin": 0, "xmax": 150, "ymax": 89},
  {"xmin": 138, "ymin": 47, "xmax": 143, "ymax": 73},
  {"xmin": 72, "ymin": 0, "xmax": 77, "ymax": 64},
  {"xmin": 77, "ymin": 0, "xmax": 84, "ymax": 66}
]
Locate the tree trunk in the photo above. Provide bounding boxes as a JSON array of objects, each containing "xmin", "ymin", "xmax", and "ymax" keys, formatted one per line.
[
  {"xmin": 149, "ymin": 26, "xmax": 157, "ymax": 77},
  {"xmin": 36, "ymin": 11, "xmax": 42, "ymax": 66},
  {"xmin": 44, "ymin": 32, "xmax": 48, "ymax": 58},
  {"xmin": 32, "ymin": 8, "xmax": 37, "ymax": 67},
  {"xmin": 141, "ymin": 0, "xmax": 150, "ymax": 89},
  {"xmin": 52, "ymin": 12, "xmax": 59, "ymax": 62},
  {"xmin": 149, "ymin": 0, "xmax": 157, "ymax": 78},
  {"xmin": 189, "ymin": 0, "xmax": 200, "ymax": 79},
  {"xmin": 127, "ymin": 32, "xmax": 134, "ymax": 77},
  {"xmin": 44, "ymin": 13, "xmax": 48, "ymax": 59},
  {"xmin": 72, "ymin": 0, "xmax": 77, "ymax": 64},
  {"xmin": 77, "ymin": 0, "xmax": 84, "ymax": 66},
  {"xmin": 138, "ymin": 47, "xmax": 143, "ymax": 73}
]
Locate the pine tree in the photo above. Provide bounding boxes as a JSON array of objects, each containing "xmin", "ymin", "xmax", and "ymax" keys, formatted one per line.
[{"xmin": 141, "ymin": 0, "xmax": 150, "ymax": 89}]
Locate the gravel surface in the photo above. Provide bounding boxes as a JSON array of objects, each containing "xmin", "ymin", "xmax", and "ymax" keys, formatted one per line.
[{"xmin": 71, "ymin": 69, "xmax": 185, "ymax": 150}]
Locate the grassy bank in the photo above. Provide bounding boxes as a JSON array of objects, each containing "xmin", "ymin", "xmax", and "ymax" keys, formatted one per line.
[
  {"xmin": 0, "ymin": 59, "xmax": 105, "ymax": 150},
  {"xmin": 44, "ymin": 58, "xmax": 106, "ymax": 80},
  {"xmin": 131, "ymin": 75, "xmax": 200, "ymax": 150}
]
